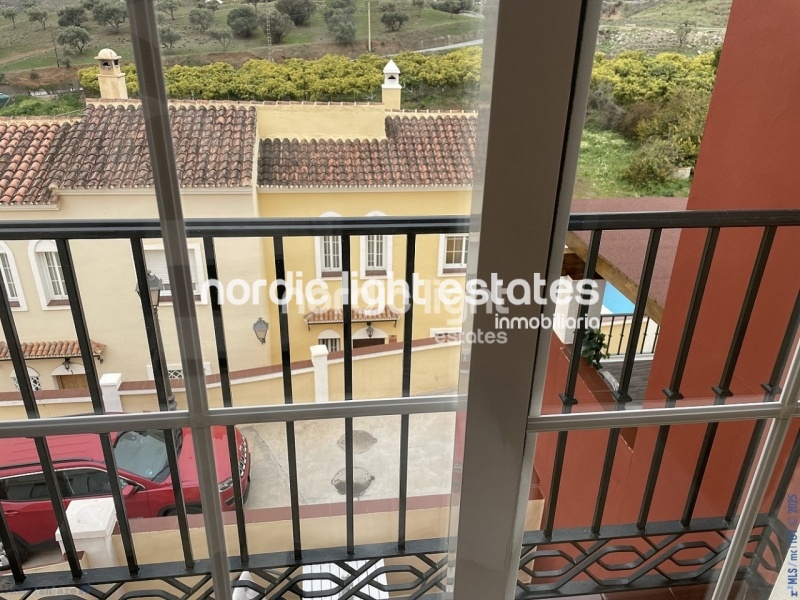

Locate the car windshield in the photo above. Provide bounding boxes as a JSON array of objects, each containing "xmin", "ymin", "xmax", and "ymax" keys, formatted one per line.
[{"xmin": 113, "ymin": 430, "xmax": 172, "ymax": 481}]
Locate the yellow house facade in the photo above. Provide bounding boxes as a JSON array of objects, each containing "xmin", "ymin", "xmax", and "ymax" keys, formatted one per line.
[{"xmin": 0, "ymin": 51, "xmax": 476, "ymax": 397}]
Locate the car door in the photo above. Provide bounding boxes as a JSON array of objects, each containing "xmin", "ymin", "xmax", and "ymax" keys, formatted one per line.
[
  {"xmin": 59, "ymin": 468, "xmax": 152, "ymax": 518},
  {"xmin": 0, "ymin": 472, "xmax": 61, "ymax": 547}
]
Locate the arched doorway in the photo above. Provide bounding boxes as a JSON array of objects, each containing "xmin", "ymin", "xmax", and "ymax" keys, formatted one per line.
[
  {"xmin": 51, "ymin": 361, "xmax": 88, "ymax": 390},
  {"xmin": 352, "ymin": 324, "xmax": 387, "ymax": 349}
]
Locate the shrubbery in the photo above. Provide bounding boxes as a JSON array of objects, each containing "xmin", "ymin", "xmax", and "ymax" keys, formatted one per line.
[{"xmin": 77, "ymin": 47, "xmax": 483, "ymax": 101}]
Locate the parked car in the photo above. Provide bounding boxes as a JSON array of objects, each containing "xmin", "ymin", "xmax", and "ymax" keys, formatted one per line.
[{"xmin": 0, "ymin": 426, "xmax": 250, "ymax": 563}]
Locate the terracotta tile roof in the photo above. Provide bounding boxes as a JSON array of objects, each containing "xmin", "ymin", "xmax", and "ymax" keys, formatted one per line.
[
  {"xmin": 258, "ymin": 115, "xmax": 477, "ymax": 188},
  {"xmin": 0, "ymin": 340, "xmax": 106, "ymax": 360},
  {"xmin": 0, "ymin": 120, "xmax": 74, "ymax": 205},
  {"xmin": 304, "ymin": 306, "xmax": 401, "ymax": 324},
  {"xmin": 43, "ymin": 101, "xmax": 257, "ymax": 195}
]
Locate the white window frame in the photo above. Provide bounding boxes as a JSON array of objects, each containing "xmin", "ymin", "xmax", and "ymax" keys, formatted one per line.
[
  {"xmin": 0, "ymin": 242, "xmax": 27, "ymax": 311},
  {"xmin": 11, "ymin": 366, "xmax": 42, "ymax": 392},
  {"xmin": 146, "ymin": 362, "xmax": 212, "ymax": 381},
  {"xmin": 438, "ymin": 234, "xmax": 469, "ymax": 277},
  {"xmin": 360, "ymin": 211, "xmax": 393, "ymax": 279},
  {"xmin": 28, "ymin": 240, "xmax": 69, "ymax": 310},
  {"xmin": 141, "ymin": 242, "xmax": 205, "ymax": 303},
  {"xmin": 317, "ymin": 329, "xmax": 341, "ymax": 353},
  {"xmin": 315, "ymin": 212, "xmax": 343, "ymax": 279}
]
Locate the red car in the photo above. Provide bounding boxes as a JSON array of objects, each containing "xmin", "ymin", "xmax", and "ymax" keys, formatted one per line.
[{"xmin": 0, "ymin": 426, "xmax": 250, "ymax": 561}]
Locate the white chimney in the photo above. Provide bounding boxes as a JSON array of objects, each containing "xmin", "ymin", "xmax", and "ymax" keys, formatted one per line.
[
  {"xmin": 95, "ymin": 48, "xmax": 128, "ymax": 100},
  {"xmin": 381, "ymin": 60, "xmax": 401, "ymax": 111}
]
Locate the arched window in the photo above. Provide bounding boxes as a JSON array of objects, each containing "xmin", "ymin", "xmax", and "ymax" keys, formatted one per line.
[
  {"xmin": 29, "ymin": 240, "xmax": 68, "ymax": 308},
  {"xmin": 0, "ymin": 242, "xmax": 25, "ymax": 309},
  {"xmin": 11, "ymin": 366, "xmax": 42, "ymax": 392}
]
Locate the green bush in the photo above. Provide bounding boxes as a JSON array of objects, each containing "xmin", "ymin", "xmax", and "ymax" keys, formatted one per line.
[{"xmin": 620, "ymin": 139, "xmax": 683, "ymax": 189}]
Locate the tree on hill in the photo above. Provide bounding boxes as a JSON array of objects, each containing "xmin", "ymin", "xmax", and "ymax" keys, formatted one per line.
[
  {"xmin": 379, "ymin": 1, "xmax": 408, "ymax": 31},
  {"xmin": 260, "ymin": 7, "xmax": 293, "ymax": 43},
  {"xmin": 245, "ymin": 0, "xmax": 264, "ymax": 13},
  {"xmin": 27, "ymin": 7, "xmax": 48, "ymax": 29},
  {"xmin": 675, "ymin": 20, "xmax": 693, "ymax": 48},
  {"xmin": 157, "ymin": 0, "xmax": 180, "ymax": 20},
  {"xmin": 93, "ymin": 1, "xmax": 127, "ymax": 32},
  {"xmin": 226, "ymin": 5, "xmax": 258, "ymax": 36},
  {"xmin": 196, "ymin": 0, "xmax": 221, "ymax": 10},
  {"xmin": 327, "ymin": 10, "xmax": 355, "ymax": 44},
  {"xmin": 58, "ymin": 25, "xmax": 91, "ymax": 53},
  {"xmin": 57, "ymin": 5, "xmax": 87, "ymax": 27},
  {"xmin": 189, "ymin": 7, "xmax": 214, "ymax": 30},
  {"xmin": 275, "ymin": 0, "xmax": 315, "ymax": 26},
  {"xmin": 2, "ymin": 7, "xmax": 17, "ymax": 27},
  {"xmin": 322, "ymin": 0, "xmax": 354, "ymax": 24},
  {"xmin": 209, "ymin": 26, "xmax": 232, "ymax": 48},
  {"xmin": 159, "ymin": 24, "xmax": 181, "ymax": 48},
  {"xmin": 411, "ymin": 0, "xmax": 424, "ymax": 14}
]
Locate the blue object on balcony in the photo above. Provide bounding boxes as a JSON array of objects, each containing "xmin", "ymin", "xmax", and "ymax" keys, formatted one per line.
[{"xmin": 602, "ymin": 283, "xmax": 634, "ymax": 314}]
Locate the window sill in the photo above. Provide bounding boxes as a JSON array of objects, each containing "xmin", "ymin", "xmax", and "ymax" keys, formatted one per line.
[
  {"xmin": 442, "ymin": 267, "xmax": 467, "ymax": 275},
  {"xmin": 47, "ymin": 298, "xmax": 70, "ymax": 307},
  {"xmin": 321, "ymin": 271, "xmax": 343, "ymax": 279},
  {"xmin": 365, "ymin": 270, "xmax": 388, "ymax": 278}
]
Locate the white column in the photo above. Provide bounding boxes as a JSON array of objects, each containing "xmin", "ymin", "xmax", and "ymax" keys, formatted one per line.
[
  {"xmin": 55, "ymin": 497, "xmax": 118, "ymax": 568},
  {"xmin": 310, "ymin": 345, "xmax": 329, "ymax": 403},
  {"xmin": 100, "ymin": 373, "xmax": 123, "ymax": 413}
]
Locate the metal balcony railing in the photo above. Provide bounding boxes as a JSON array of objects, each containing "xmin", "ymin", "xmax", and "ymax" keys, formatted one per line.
[
  {"xmin": 0, "ymin": 209, "xmax": 799, "ymax": 600},
  {"xmin": 601, "ymin": 313, "xmax": 660, "ymax": 356}
]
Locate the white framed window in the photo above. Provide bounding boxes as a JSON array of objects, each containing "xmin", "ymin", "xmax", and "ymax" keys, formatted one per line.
[
  {"xmin": 143, "ymin": 244, "xmax": 204, "ymax": 299},
  {"xmin": 0, "ymin": 242, "xmax": 26, "ymax": 310},
  {"xmin": 316, "ymin": 212, "xmax": 343, "ymax": 278},
  {"xmin": 360, "ymin": 211, "xmax": 392, "ymax": 278},
  {"xmin": 439, "ymin": 234, "xmax": 468, "ymax": 275},
  {"xmin": 318, "ymin": 330, "xmax": 341, "ymax": 353},
  {"xmin": 29, "ymin": 240, "xmax": 69, "ymax": 309},
  {"xmin": 11, "ymin": 367, "xmax": 42, "ymax": 392},
  {"xmin": 146, "ymin": 362, "xmax": 212, "ymax": 381}
]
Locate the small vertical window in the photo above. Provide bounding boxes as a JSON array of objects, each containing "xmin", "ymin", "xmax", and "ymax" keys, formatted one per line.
[
  {"xmin": 366, "ymin": 235, "xmax": 386, "ymax": 273},
  {"xmin": 0, "ymin": 250, "xmax": 20, "ymax": 307},
  {"xmin": 318, "ymin": 330, "xmax": 341, "ymax": 353},
  {"xmin": 321, "ymin": 235, "xmax": 342, "ymax": 274},
  {"xmin": 143, "ymin": 246, "xmax": 202, "ymax": 297},
  {"xmin": 31, "ymin": 240, "xmax": 69, "ymax": 307},
  {"xmin": 442, "ymin": 234, "xmax": 468, "ymax": 273}
]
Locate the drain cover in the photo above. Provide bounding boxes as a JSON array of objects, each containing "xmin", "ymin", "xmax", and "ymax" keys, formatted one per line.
[
  {"xmin": 337, "ymin": 430, "xmax": 377, "ymax": 454},
  {"xmin": 332, "ymin": 467, "xmax": 375, "ymax": 496}
]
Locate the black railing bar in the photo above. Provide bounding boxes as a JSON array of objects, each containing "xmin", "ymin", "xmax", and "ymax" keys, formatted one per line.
[
  {"xmin": 131, "ymin": 240, "xmax": 195, "ymax": 569},
  {"xmin": 569, "ymin": 209, "xmax": 800, "ymax": 231},
  {"xmin": 681, "ymin": 419, "xmax": 721, "ymax": 526},
  {"xmin": 636, "ymin": 424, "xmax": 670, "ymax": 530},
  {"xmin": 769, "ymin": 430, "xmax": 800, "ymax": 516},
  {"xmin": 0, "ymin": 278, "xmax": 82, "ymax": 578},
  {"xmin": 56, "ymin": 239, "xmax": 139, "ymax": 575},
  {"xmin": 0, "ymin": 217, "xmax": 470, "ymax": 240},
  {"xmin": 202, "ymin": 237, "xmax": 249, "ymax": 564},
  {"xmin": 562, "ymin": 230, "xmax": 602, "ymax": 404},
  {"xmin": 726, "ymin": 291, "xmax": 800, "ymax": 522},
  {"xmin": 0, "ymin": 502, "xmax": 25, "ymax": 583},
  {"xmin": 0, "ymin": 396, "xmax": 460, "ymax": 439},
  {"xmin": 591, "ymin": 427, "xmax": 621, "ymax": 533},
  {"xmin": 764, "ymin": 290, "xmax": 800, "ymax": 395},
  {"xmin": 398, "ymin": 234, "xmax": 417, "ymax": 549},
  {"xmin": 711, "ymin": 328, "xmax": 800, "ymax": 600},
  {"xmin": 725, "ymin": 420, "xmax": 767, "ymax": 523},
  {"xmin": 714, "ymin": 226, "xmax": 777, "ymax": 398},
  {"xmin": 342, "ymin": 235, "xmax": 355, "ymax": 555},
  {"xmin": 542, "ymin": 429, "xmax": 569, "ymax": 538},
  {"xmin": 614, "ymin": 228, "xmax": 662, "ymax": 402},
  {"xmin": 0, "ymin": 538, "xmax": 449, "ymax": 593},
  {"xmin": 273, "ymin": 236, "xmax": 303, "ymax": 559},
  {"xmin": 616, "ymin": 316, "xmax": 627, "ymax": 355},
  {"xmin": 527, "ymin": 514, "xmax": 769, "ymax": 545},
  {"xmin": 528, "ymin": 401, "xmax": 780, "ymax": 432},
  {"xmin": 2, "ymin": 209, "xmax": 800, "ymax": 241}
]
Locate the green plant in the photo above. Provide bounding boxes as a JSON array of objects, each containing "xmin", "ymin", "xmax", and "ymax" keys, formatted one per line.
[
  {"xmin": 159, "ymin": 25, "xmax": 182, "ymax": 48},
  {"xmin": 209, "ymin": 26, "xmax": 232, "ymax": 48},
  {"xmin": 260, "ymin": 8, "xmax": 294, "ymax": 43},
  {"xmin": 581, "ymin": 328, "xmax": 609, "ymax": 370},
  {"xmin": 27, "ymin": 7, "xmax": 48, "ymax": 29},
  {"xmin": 379, "ymin": 1, "xmax": 409, "ymax": 31},
  {"xmin": 58, "ymin": 26, "xmax": 91, "ymax": 54},
  {"xmin": 2, "ymin": 7, "xmax": 18, "ymax": 27},
  {"xmin": 226, "ymin": 5, "xmax": 258, "ymax": 37},
  {"xmin": 275, "ymin": 0, "xmax": 316, "ymax": 26},
  {"xmin": 57, "ymin": 5, "xmax": 87, "ymax": 27},
  {"xmin": 188, "ymin": 7, "xmax": 214, "ymax": 30},
  {"xmin": 621, "ymin": 138, "xmax": 682, "ymax": 189}
]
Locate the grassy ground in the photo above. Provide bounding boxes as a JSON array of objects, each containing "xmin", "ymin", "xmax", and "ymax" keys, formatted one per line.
[
  {"xmin": 613, "ymin": 0, "xmax": 731, "ymax": 28},
  {"xmin": 575, "ymin": 128, "xmax": 691, "ymax": 198},
  {"xmin": 0, "ymin": 0, "xmax": 479, "ymax": 76}
]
